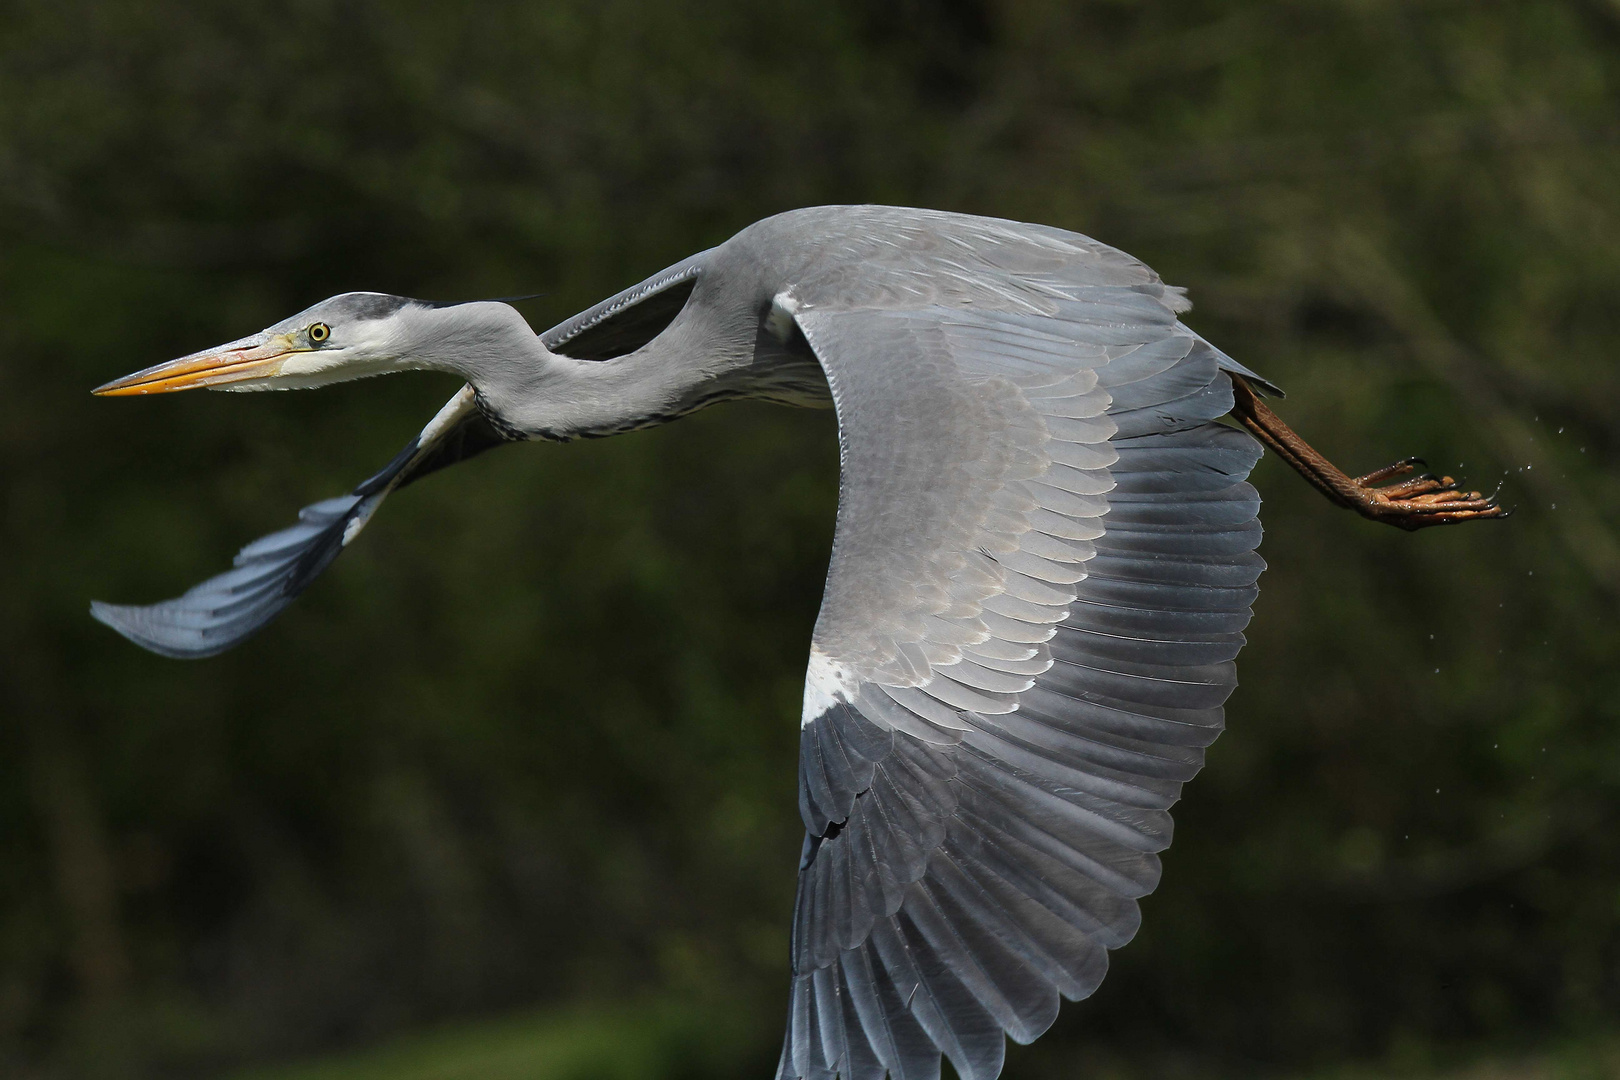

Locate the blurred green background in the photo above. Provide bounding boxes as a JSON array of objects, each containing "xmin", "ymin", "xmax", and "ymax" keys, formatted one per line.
[{"xmin": 3, "ymin": 1, "xmax": 1619, "ymax": 1078}]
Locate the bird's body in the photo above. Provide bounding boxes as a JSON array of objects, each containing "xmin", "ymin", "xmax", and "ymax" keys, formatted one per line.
[
  {"xmin": 92, "ymin": 206, "xmax": 1503, "ymax": 1080},
  {"xmin": 459, "ymin": 206, "xmax": 1271, "ymax": 440}
]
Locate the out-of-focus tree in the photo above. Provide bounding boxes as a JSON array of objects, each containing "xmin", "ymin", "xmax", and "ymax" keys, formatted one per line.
[{"xmin": 1, "ymin": 1, "xmax": 1617, "ymax": 1077}]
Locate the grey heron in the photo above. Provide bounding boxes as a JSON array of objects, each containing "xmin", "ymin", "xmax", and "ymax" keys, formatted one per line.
[{"xmin": 91, "ymin": 206, "xmax": 1503, "ymax": 1080}]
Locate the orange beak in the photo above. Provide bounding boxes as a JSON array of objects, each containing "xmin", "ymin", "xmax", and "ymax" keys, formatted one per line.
[{"xmin": 92, "ymin": 333, "xmax": 300, "ymax": 396}]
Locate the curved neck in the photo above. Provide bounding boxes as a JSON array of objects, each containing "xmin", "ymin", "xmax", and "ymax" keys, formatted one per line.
[
  {"xmin": 487, "ymin": 349, "xmax": 719, "ymax": 440},
  {"xmin": 405, "ymin": 302, "xmax": 737, "ymax": 441}
]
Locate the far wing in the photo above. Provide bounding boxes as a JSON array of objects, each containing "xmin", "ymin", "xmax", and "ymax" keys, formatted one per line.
[
  {"xmin": 780, "ymin": 294, "xmax": 1266, "ymax": 1080},
  {"xmin": 92, "ymin": 253, "xmax": 709, "ymax": 657},
  {"xmin": 544, "ymin": 253, "xmax": 705, "ymax": 360},
  {"xmin": 90, "ymin": 388, "xmax": 493, "ymax": 657}
]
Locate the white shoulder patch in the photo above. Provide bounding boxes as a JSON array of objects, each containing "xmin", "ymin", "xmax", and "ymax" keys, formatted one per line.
[
  {"xmin": 342, "ymin": 385, "xmax": 480, "ymax": 547},
  {"xmin": 420, "ymin": 384, "xmax": 479, "ymax": 443},
  {"xmin": 766, "ymin": 290, "xmax": 802, "ymax": 344},
  {"xmin": 341, "ymin": 495, "xmax": 383, "ymax": 546},
  {"xmin": 802, "ymin": 647, "xmax": 860, "ymax": 727}
]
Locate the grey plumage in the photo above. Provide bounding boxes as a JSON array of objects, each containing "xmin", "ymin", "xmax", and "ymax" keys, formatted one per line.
[{"xmin": 92, "ymin": 205, "xmax": 1278, "ymax": 1080}]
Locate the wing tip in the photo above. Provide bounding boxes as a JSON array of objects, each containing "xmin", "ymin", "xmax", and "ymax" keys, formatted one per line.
[{"xmin": 89, "ymin": 599, "xmax": 233, "ymax": 660}]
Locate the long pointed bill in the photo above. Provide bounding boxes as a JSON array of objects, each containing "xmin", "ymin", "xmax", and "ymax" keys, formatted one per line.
[{"xmin": 93, "ymin": 332, "xmax": 301, "ymax": 396}]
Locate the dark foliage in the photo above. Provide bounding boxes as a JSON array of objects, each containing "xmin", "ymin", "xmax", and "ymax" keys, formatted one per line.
[{"xmin": 2, "ymin": 1, "xmax": 1618, "ymax": 1077}]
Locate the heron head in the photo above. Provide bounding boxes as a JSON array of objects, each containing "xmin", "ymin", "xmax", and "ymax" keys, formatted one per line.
[{"xmin": 92, "ymin": 293, "xmax": 530, "ymax": 396}]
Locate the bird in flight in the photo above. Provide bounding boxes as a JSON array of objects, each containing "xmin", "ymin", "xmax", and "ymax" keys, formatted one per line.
[{"xmin": 92, "ymin": 206, "xmax": 1504, "ymax": 1080}]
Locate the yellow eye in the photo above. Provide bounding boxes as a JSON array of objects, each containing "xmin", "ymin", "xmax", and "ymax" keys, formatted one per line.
[{"xmin": 308, "ymin": 322, "xmax": 331, "ymax": 344}]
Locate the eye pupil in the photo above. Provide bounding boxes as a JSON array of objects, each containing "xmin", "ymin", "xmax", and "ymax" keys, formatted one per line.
[{"xmin": 310, "ymin": 323, "xmax": 330, "ymax": 343}]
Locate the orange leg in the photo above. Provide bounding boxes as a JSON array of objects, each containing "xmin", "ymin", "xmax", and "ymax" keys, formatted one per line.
[{"xmin": 1229, "ymin": 376, "xmax": 1507, "ymax": 532}]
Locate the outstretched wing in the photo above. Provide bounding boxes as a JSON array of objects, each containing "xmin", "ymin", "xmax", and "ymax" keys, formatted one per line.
[
  {"xmin": 90, "ymin": 387, "xmax": 496, "ymax": 657},
  {"xmin": 779, "ymin": 233, "xmax": 1268, "ymax": 1080},
  {"xmin": 91, "ymin": 253, "xmax": 708, "ymax": 657}
]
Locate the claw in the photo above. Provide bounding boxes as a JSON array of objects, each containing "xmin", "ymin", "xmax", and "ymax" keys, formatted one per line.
[{"xmin": 1348, "ymin": 459, "xmax": 1508, "ymax": 530}]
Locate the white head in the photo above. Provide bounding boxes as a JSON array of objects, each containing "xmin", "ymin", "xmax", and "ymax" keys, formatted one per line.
[{"xmin": 93, "ymin": 293, "xmax": 541, "ymax": 396}]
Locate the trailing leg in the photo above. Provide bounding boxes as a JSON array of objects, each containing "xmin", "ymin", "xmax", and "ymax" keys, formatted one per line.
[{"xmin": 1228, "ymin": 375, "xmax": 1506, "ymax": 532}]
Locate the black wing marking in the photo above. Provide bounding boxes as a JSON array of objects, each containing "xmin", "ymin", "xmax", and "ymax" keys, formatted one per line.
[
  {"xmin": 92, "ymin": 252, "xmax": 711, "ymax": 657},
  {"xmin": 391, "ymin": 405, "xmax": 510, "ymax": 492}
]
